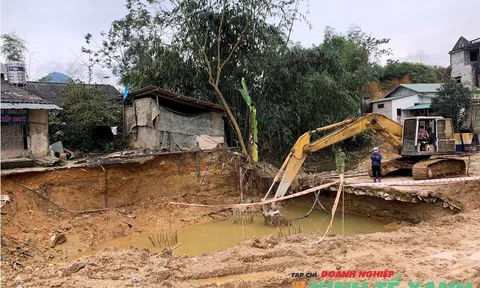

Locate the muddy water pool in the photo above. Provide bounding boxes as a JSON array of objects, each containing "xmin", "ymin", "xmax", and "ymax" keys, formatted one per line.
[{"xmin": 72, "ymin": 202, "xmax": 388, "ymax": 258}]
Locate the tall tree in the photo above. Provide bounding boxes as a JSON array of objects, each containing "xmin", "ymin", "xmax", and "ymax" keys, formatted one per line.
[
  {"xmin": 431, "ymin": 82, "xmax": 473, "ymax": 131},
  {"xmin": 85, "ymin": 0, "xmax": 306, "ymax": 155},
  {"xmin": 1, "ymin": 31, "xmax": 27, "ymax": 62},
  {"xmin": 323, "ymin": 25, "xmax": 391, "ymax": 101},
  {"xmin": 87, "ymin": 2, "xmax": 393, "ymax": 160}
]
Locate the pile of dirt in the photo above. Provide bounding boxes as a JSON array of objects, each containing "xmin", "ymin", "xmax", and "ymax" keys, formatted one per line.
[{"xmin": 4, "ymin": 210, "xmax": 480, "ymax": 287}]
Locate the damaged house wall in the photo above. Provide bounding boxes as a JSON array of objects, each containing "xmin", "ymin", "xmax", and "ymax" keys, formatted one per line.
[
  {"xmin": 450, "ymin": 36, "xmax": 480, "ymax": 88},
  {"xmin": 27, "ymin": 109, "xmax": 49, "ymax": 158},
  {"xmin": 0, "ymin": 109, "xmax": 50, "ymax": 159},
  {"xmin": 451, "ymin": 50, "xmax": 476, "ymax": 86},
  {"xmin": 125, "ymin": 93, "xmax": 226, "ymax": 151},
  {"xmin": 1, "ymin": 79, "xmax": 61, "ymax": 161}
]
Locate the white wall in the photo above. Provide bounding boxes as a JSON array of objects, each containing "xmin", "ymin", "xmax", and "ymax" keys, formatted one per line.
[
  {"xmin": 451, "ymin": 50, "xmax": 475, "ymax": 86},
  {"xmin": 391, "ymin": 96, "xmax": 423, "ymax": 123},
  {"xmin": 372, "ymin": 100, "xmax": 392, "ymax": 120},
  {"xmin": 418, "ymin": 96, "xmax": 433, "ymax": 103},
  {"xmin": 374, "ymin": 95, "xmax": 432, "ymax": 123}
]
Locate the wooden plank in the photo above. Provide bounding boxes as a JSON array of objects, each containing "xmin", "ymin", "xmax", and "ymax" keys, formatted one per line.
[
  {"xmin": 35, "ymin": 156, "xmax": 59, "ymax": 167},
  {"xmin": 1, "ymin": 158, "xmax": 35, "ymax": 169}
]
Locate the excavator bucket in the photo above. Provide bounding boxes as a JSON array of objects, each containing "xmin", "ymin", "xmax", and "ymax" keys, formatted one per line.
[{"xmin": 263, "ymin": 209, "xmax": 289, "ymax": 227}]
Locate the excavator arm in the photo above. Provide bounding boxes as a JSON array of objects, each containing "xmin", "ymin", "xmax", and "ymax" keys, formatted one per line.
[{"xmin": 265, "ymin": 113, "xmax": 403, "ymax": 201}]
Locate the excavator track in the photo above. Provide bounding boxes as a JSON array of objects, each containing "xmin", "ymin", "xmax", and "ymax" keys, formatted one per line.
[
  {"xmin": 368, "ymin": 157, "xmax": 416, "ymax": 177},
  {"xmin": 412, "ymin": 158, "xmax": 466, "ymax": 180}
]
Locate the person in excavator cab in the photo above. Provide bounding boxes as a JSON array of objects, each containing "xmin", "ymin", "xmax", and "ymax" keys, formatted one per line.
[{"xmin": 418, "ymin": 125, "xmax": 429, "ymax": 151}]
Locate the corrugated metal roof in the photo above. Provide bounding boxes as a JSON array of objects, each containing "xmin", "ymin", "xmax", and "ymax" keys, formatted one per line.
[
  {"xmin": 399, "ymin": 84, "xmax": 443, "ymax": 93},
  {"xmin": 402, "ymin": 103, "xmax": 431, "ymax": 110},
  {"xmin": 1, "ymin": 81, "xmax": 56, "ymax": 107},
  {"xmin": 371, "ymin": 94, "xmax": 423, "ymax": 103},
  {"xmin": 129, "ymin": 86, "xmax": 225, "ymax": 112},
  {"xmin": 1, "ymin": 103, "xmax": 61, "ymax": 110},
  {"xmin": 372, "ymin": 84, "xmax": 442, "ymax": 103},
  {"xmin": 25, "ymin": 81, "xmax": 122, "ymax": 107}
]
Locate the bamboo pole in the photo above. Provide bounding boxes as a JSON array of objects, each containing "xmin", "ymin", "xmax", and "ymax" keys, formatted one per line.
[{"xmin": 170, "ymin": 181, "xmax": 339, "ymax": 209}]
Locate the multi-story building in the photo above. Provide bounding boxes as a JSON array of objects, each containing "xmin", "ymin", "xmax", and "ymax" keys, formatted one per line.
[{"xmin": 450, "ymin": 36, "xmax": 480, "ymax": 88}]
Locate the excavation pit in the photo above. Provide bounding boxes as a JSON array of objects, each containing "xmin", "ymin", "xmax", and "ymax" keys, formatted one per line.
[
  {"xmin": 70, "ymin": 201, "xmax": 389, "ymax": 259},
  {"xmin": 1, "ymin": 150, "xmax": 479, "ymax": 287}
]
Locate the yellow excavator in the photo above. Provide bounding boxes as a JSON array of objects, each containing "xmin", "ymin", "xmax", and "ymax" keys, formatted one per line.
[{"xmin": 262, "ymin": 113, "xmax": 475, "ymax": 224}]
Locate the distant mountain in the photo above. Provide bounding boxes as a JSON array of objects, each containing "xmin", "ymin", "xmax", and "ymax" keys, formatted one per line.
[{"xmin": 38, "ymin": 72, "xmax": 72, "ymax": 83}]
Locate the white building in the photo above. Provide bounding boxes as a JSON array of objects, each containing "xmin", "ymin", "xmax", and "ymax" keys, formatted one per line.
[
  {"xmin": 449, "ymin": 36, "xmax": 480, "ymax": 88},
  {"xmin": 371, "ymin": 84, "xmax": 442, "ymax": 123}
]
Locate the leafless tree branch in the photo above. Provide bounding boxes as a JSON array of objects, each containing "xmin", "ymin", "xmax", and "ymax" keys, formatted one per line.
[
  {"xmin": 177, "ymin": 4, "xmax": 214, "ymax": 84},
  {"xmin": 220, "ymin": 18, "xmax": 251, "ymax": 71}
]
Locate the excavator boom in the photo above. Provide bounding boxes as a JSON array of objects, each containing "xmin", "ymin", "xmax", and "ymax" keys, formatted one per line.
[{"xmin": 268, "ymin": 113, "xmax": 403, "ymax": 200}]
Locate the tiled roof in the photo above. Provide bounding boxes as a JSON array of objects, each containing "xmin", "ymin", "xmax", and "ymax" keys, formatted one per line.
[{"xmin": 25, "ymin": 81, "xmax": 122, "ymax": 107}]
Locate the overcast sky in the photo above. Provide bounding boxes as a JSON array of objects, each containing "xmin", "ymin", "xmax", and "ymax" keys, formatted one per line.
[{"xmin": 1, "ymin": 0, "xmax": 479, "ymax": 88}]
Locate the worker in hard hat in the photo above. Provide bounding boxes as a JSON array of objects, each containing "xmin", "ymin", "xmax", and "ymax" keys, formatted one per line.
[{"xmin": 371, "ymin": 147, "xmax": 382, "ymax": 183}]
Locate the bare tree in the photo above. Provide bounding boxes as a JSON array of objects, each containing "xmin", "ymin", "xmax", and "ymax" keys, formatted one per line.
[
  {"xmin": 65, "ymin": 61, "xmax": 86, "ymax": 81},
  {"xmin": 407, "ymin": 49, "xmax": 432, "ymax": 65},
  {"xmin": 1, "ymin": 30, "xmax": 27, "ymax": 62}
]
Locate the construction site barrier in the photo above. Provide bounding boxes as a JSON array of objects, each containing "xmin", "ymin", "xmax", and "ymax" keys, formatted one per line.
[
  {"xmin": 169, "ymin": 181, "xmax": 339, "ymax": 209},
  {"xmin": 347, "ymin": 176, "xmax": 480, "ymax": 187},
  {"xmin": 169, "ymin": 176, "xmax": 480, "ymax": 209}
]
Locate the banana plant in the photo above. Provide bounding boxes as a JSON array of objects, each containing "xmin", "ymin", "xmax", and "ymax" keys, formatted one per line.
[{"xmin": 238, "ymin": 79, "xmax": 258, "ymax": 162}]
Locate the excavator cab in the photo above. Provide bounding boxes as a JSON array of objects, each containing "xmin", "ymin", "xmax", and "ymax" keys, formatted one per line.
[{"xmin": 401, "ymin": 117, "xmax": 456, "ymax": 156}]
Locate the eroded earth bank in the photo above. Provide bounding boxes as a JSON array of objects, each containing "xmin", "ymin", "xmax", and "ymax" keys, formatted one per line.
[{"xmin": 1, "ymin": 149, "xmax": 480, "ymax": 287}]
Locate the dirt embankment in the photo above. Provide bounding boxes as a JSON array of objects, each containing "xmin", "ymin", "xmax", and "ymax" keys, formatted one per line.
[
  {"xmin": 352, "ymin": 151, "xmax": 480, "ymax": 214},
  {"xmin": 246, "ymin": 152, "xmax": 480, "ymax": 222},
  {"xmin": 0, "ymin": 149, "xmax": 242, "ymax": 269},
  {"xmin": 5, "ymin": 210, "xmax": 480, "ymax": 287},
  {"xmin": 2, "ymin": 148, "xmax": 480, "ymax": 288}
]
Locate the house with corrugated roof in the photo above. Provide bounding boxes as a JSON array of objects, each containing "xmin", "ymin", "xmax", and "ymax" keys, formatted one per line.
[
  {"xmin": 1, "ymin": 71, "xmax": 61, "ymax": 167},
  {"xmin": 24, "ymin": 81, "xmax": 122, "ymax": 107},
  {"xmin": 371, "ymin": 84, "xmax": 443, "ymax": 123}
]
